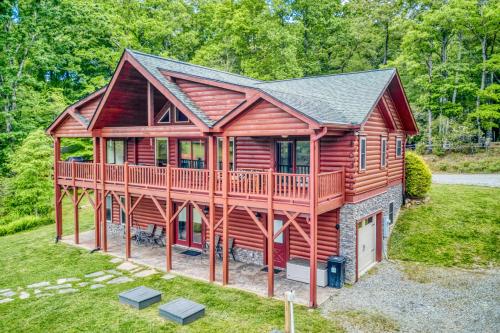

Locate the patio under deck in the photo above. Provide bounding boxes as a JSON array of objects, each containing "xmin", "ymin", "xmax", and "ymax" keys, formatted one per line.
[{"xmin": 62, "ymin": 229, "xmax": 335, "ymax": 306}]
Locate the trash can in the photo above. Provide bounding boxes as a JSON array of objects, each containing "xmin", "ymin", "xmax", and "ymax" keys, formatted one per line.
[{"xmin": 327, "ymin": 256, "xmax": 346, "ymax": 288}]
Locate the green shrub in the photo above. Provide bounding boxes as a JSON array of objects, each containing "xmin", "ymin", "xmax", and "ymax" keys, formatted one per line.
[
  {"xmin": 0, "ymin": 215, "xmax": 54, "ymax": 237},
  {"xmin": 415, "ymin": 142, "xmax": 426, "ymax": 155},
  {"xmin": 405, "ymin": 152, "xmax": 432, "ymax": 198}
]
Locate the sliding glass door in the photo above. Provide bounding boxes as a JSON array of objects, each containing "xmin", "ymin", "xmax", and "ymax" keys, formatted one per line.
[
  {"xmin": 179, "ymin": 140, "xmax": 206, "ymax": 169},
  {"xmin": 276, "ymin": 139, "xmax": 310, "ymax": 174}
]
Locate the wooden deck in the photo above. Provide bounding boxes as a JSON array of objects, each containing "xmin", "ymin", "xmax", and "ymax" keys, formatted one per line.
[{"xmin": 57, "ymin": 161, "xmax": 345, "ymax": 213}]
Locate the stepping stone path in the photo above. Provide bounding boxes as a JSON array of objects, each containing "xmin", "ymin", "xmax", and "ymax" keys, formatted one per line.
[
  {"xmin": 161, "ymin": 274, "xmax": 176, "ymax": 281},
  {"xmin": 93, "ymin": 275, "xmax": 114, "ymax": 282},
  {"xmin": 117, "ymin": 262, "xmax": 138, "ymax": 271},
  {"xmin": 85, "ymin": 271, "xmax": 105, "ymax": 278},
  {"xmin": 90, "ymin": 284, "xmax": 105, "ymax": 289},
  {"xmin": 0, "ymin": 259, "xmax": 165, "ymax": 304},
  {"xmin": 57, "ymin": 278, "xmax": 81, "ymax": 284},
  {"xmin": 27, "ymin": 281, "xmax": 50, "ymax": 288},
  {"xmin": 107, "ymin": 276, "xmax": 134, "ymax": 285},
  {"xmin": 19, "ymin": 292, "xmax": 30, "ymax": 300}
]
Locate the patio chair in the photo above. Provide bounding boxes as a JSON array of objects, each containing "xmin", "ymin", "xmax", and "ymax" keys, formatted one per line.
[
  {"xmin": 152, "ymin": 227, "xmax": 165, "ymax": 247},
  {"xmin": 136, "ymin": 224, "xmax": 155, "ymax": 246},
  {"xmin": 217, "ymin": 237, "xmax": 236, "ymax": 261}
]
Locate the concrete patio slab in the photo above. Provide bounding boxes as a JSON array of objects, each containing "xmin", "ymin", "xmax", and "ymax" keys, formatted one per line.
[{"xmin": 62, "ymin": 230, "xmax": 335, "ymax": 306}]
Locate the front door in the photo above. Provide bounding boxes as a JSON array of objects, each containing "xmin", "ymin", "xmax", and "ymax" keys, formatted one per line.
[
  {"xmin": 273, "ymin": 219, "xmax": 287, "ymax": 268},
  {"xmin": 175, "ymin": 205, "xmax": 203, "ymax": 249}
]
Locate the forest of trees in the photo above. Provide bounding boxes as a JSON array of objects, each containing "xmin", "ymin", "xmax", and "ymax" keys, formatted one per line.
[{"xmin": 0, "ymin": 0, "xmax": 499, "ymax": 221}]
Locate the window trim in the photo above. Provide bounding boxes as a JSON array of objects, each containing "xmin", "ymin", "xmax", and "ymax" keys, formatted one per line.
[
  {"xmin": 217, "ymin": 137, "xmax": 235, "ymax": 171},
  {"xmin": 175, "ymin": 108, "xmax": 189, "ymax": 123},
  {"xmin": 388, "ymin": 202, "xmax": 394, "ymax": 225},
  {"xmin": 395, "ymin": 137, "xmax": 403, "ymax": 158},
  {"xmin": 119, "ymin": 196, "xmax": 126, "ymax": 225},
  {"xmin": 154, "ymin": 138, "xmax": 169, "ymax": 167},
  {"xmin": 105, "ymin": 195, "xmax": 113, "ymax": 223},
  {"xmin": 359, "ymin": 136, "xmax": 367, "ymax": 172},
  {"xmin": 380, "ymin": 137, "xmax": 387, "ymax": 168}
]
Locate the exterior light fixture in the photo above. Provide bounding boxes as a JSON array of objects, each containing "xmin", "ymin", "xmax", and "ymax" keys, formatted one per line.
[{"xmin": 203, "ymin": 206, "xmax": 209, "ymax": 215}]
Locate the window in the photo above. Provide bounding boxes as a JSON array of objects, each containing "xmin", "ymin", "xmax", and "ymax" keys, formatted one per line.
[
  {"xmin": 217, "ymin": 137, "xmax": 235, "ymax": 170},
  {"xmin": 396, "ymin": 137, "xmax": 402, "ymax": 158},
  {"xmin": 106, "ymin": 140, "xmax": 125, "ymax": 164},
  {"xmin": 389, "ymin": 202, "xmax": 394, "ymax": 224},
  {"xmin": 119, "ymin": 196, "xmax": 126, "ymax": 225},
  {"xmin": 359, "ymin": 137, "xmax": 367, "ymax": 171},
  {"xmin": 105, "ymin": 195, "xmax": 112, "ymax": 223},
  {"xmin": 275, "ymin": 140, "xmax": 310, "ymax": 174},
  {"xmin": 381, "ymin": 137, "xmax": 387, "ymax": 168},
  {"xmin": 155, "ymin": 138, "xmax": 169, "ymax": 166},
  {"xmin": 176, "ymin": 108, "xmax": 189, "ymax": 122},
  {"xmin": 158, "ymin": 107, "xmax": 171, "ymax": 123},
  {"xmin": 179, "ymin": 139, "xmax": 205, "ymax": 169}
]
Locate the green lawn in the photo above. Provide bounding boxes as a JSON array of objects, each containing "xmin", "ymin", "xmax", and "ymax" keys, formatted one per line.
[
  {"xmin": 389, "ymin": 184, "xmax": 500, "ymax": 267},
  {"xmin": 0, "ymin": 202, "xmax": 341, "ymax": 333}
]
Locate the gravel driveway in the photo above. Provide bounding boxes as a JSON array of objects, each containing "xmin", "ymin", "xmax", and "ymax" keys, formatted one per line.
[
  {"xmin": 432, "ymin": 173, "xmax": 500, "ymax": 187},
  {"xmin": 321, "ymin": 261, "xmax": 500, "ymax": 333}
]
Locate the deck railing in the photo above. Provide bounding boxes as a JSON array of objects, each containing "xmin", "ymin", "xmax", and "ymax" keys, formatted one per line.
[
  {"xmin": 318, "ymin": 169, "xmax": 344, "ymax": 201},
  {"xmin": 57, "ymin": 162, "xmax": 344, "ymax": 203}
]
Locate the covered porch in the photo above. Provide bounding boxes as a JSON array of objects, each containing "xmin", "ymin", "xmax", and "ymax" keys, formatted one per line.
[{"xmin": 62, "ymin": 229, "xmax": 335, "ymax": 306}]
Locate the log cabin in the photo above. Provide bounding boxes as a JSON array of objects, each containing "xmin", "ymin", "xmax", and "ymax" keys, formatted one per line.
[{"xmin": 46, "ymin": 49, "xmax": 417, "ymax": 307}]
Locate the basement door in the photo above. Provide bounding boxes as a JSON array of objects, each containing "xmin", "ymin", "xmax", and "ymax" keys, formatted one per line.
[
  {"xmin": 357, "ymin": 215, "xmax": 376, "ymax": 276},
  {"xmin": 273, "ymin": 219, "xmax": 288, "ymax": 269},
  {"xmin": 175, "ymin": 205, "xmax": 203, "ymax": 249}
]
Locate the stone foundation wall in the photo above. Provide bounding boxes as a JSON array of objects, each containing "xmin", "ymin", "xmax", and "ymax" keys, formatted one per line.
[
  {"xmin": 339, "ymin": 184, "xmax": 403, "ymax": 283},
  {"xmin": 233, "ymin": 247, "xmax": 264, "ymax": 266}
]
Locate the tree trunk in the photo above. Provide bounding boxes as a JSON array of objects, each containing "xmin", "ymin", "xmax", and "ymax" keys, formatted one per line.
[
  {"xmin": 476, "ymin": 36, "xmax": 487, "ymax": 109},
  {"xmin": 383, "ymin": 22, "xmax": 389, "ymax": 65},
  {"xmin": 452, "ymin": 32, "xmax": 463, "ymax": 104}
]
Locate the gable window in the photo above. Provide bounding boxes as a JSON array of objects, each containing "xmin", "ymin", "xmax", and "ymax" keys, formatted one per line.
[
  {"xmin": 106, "ymin": 140, "xmax": 125, "ymax": 164},
  {"xmin": 217, "ymin": 137, "xmax": 235, "ymax": 170},
  {"xmin": 106, "ymin": 195, "xmax": 112, "ymax": 223},
  {"xmin": 389, "ymin": 202, "xmax": 394, "ymax": 224},
  {"xmin": 276, "ymin": 140, "xmax": 310, "ymax": 174},
  {"xmin": 381, "ymin": 137, "xmax": 387, "ymax": 168},
  {"xmin": 158, "ymin": 107, "xmax": 171, "ymax": 124},
  {"xmin": 359, "ymin": 137, "xmax": 367, "ymax": 171},
  {"xmin": 176, "ymin": 108, "xmax": 189, "ymax": 123},
  {"xmin": 179, "ymin": 139, "xmax": 205, "ymax": 169},
  {"xmin": 155, "ymin": 138, "xmax": 169, "ymax": 167},
  {"xmin": 396, "ymin": 137, "xmax": 402, "ymax": 158}
]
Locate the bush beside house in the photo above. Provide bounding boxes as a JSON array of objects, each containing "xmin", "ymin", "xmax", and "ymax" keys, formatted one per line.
[{"xmin": 405, "ymin": 152, "xmax": 432, "ymax": 198}]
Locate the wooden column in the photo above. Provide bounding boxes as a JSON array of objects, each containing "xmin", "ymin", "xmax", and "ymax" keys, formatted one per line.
[
  {"xmin": 208, "ymin": 135, "xmax": 216, "ymax": 282},
  {"xmin": 166, "ymin": 164, "xmax": 173, "ymax": 271},
  {"xmin": 53, "ymin": 137, "xmax": 62, "ymax": 240},
  {"xmin": 309, "ymin": 137, "xmax": 319, "ymax": 308},
  {"xmin": 100, "ymin": 137, "xmax": 108, "ymax": 252},
  {"xmin": 93, "ymin": 137, "xmax": 100, "ymax": 248},
  {"xmin": 72, "ymin": 160, "xmax": 79, "ymax": 244},
  {"xmin": 222, "ymin": 135, "xmax": 229, "ymax": 285},
  {"xmin": 147, "ymin": 82, "xmax": 154, "ymax": 126},
  {"xmin": 124, "ymin": 162, "xmax": 131, "ymax": 259},
  {"xmin": 267, "ymin": 168, "xmax": 274, "ymax": 297}
]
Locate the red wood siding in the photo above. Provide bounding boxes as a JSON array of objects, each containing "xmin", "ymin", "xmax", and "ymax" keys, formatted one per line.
[
  {"xmin": 75, "ymin": 96, "xmax": 100, "ymax": 121},
  {"xmin": 320, "ymin": 135, "xmax": 356, "ymax": 197},
  {"xmin": 131, "ymin": 196, "xmax": 166, "ymax": 227},
  {"xmin": 225, "ymin": 100, "xmax": 308, "ymax": 136},
  {"xmin": 235, "ymin": 137, "xmax": 272, "ymax": 170},
  {"xmin": 53, "ymin": 115, "xmax": 88, "ymax": 136},
  {"xmin": 289, "ymin": 210, "xmax": 339, "ymax": 262},
  {"xmin": 176, "ymin": 79, "xmax": 246, "ymax": 121}
]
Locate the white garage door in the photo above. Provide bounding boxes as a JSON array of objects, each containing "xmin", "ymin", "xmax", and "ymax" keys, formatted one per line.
[{"xmin": 358, "ymin": 216, "xmax": 376, "ymax": 277}]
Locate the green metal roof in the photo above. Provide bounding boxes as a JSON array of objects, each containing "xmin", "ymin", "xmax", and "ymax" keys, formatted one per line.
[{"xmin": 128, "ymin": 49, "xmax": 396, "ymax": 127}]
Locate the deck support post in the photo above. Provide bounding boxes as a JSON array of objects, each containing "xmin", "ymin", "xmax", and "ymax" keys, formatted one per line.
[
  {"xmin": 72, "ymin": 160, "xmax": 79, "ymax": 244},
  {"xmin": 267, "ymin": 168, "xmax": 274, "ymax": 297},
  {"xmin": 309, "ymin": 136, "xmax": 319, "ymax": 308},
  {"xmin": 93, "ymin": 137, "xmax": 100, "ymax": 248},
  {"xmin": 100, "ymin": 137, "xmax": 108, "ymax": 252},
  {"xmin": 124, "ymin": 162, "xmax": 131, "ymax": 259},
  {"xmin": 222, "ymin": 135, "xmax": 229, "ymax": 285},
  {"xmin": 166, "ymin": 164, "xmax": 173, "ymax": 271},
  {"xmin": 54, "ymin": 137, "xmax": 62, "ymax": 240},
  {"xmin": 208, "ymin": 135, "xmax": 216, "ymax": 282}
]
